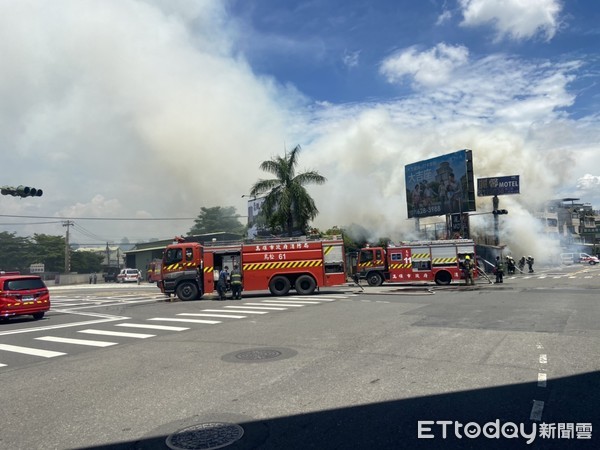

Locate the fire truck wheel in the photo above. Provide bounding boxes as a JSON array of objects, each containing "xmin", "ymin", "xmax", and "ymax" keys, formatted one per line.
[
  {"xmin": 434, "ymin": 271, "xmax": 452, "ymax": 285},
  {"xmin": 295, "ymin": 275, "xmax": 316, "ymax": 295},
  {"xmin": 367, "ymin": 272, "xmax": 383, "ymax": 286},
  {"xmin": 269, "ymin": 276, "xmax": 291, "ymax": 296},
  {"xmin": 176, "ymin": 281, "xmax": 199, "ymax": 301}
]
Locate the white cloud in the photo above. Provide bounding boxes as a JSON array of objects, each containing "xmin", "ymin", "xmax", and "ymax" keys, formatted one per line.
[
  {"xmin": 577, "ymin": 174, "xmax": 600, "ymax": 192},
  {"xmin": 436, "ymin": 10, "xmax": 452, "ymax": 26},
  {"xmin": 459, "ymin": 0, "xmax": 563, "ymax": 41},
  {"xmin": 342, "ymin": 49, "xmax": 360, "ymax": 68},
  {"xmin": 380, "ymin": 43, "xmax": 469, "ymax": 88}
]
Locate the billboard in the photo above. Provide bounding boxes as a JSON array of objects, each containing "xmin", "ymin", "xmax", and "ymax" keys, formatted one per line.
[
  {"xmin": 405, "ymin": 149, "xmax": 476, "ymax": 218},
  {"xmin": 247, "ymin": 196, "xmax": 267, "ymax": 239},
  {"xmin": 477, "ymin": 175, "xmax": 520, "ymax": 197}
]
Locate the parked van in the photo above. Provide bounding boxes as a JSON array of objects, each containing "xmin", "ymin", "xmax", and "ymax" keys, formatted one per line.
[{"xmin": 560, "ymin": 253, "xmax": 599, "ymax": 265}]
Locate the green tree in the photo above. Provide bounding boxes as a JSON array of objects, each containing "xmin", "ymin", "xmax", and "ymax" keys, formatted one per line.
[
  {"xmin": 250, "ymin": 145, "xmax": 326, "ymax": 236},
  {"xmin": 0, "ymin": 231, "xmax": 32, "ymax": 271},
  {"xmin": 71, "ymin": 251, "xmax": 104, "ymax": 273},
  {"xmin": 32, "ymin": 234, "xmax": 66, "ymax": 272},
  {"xmin": 189, "ymin": 206, "xmax": 245, "ymax": 235}
]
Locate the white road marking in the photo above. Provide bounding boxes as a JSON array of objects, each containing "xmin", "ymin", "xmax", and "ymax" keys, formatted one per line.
[
  {"xmin": 227, "ymin": 304, "xmax": 287, "ymax": 310},
  {"xmin": 0, "ymin": 363, "xmax": 6, "ymax": 367},
  {"xmin": 177, "ymin": 313, "xmax": 246, "ymax": 319},
  {"xmin": 148, "ymin": 318, "xmax": 221, "ymax": 324},
  {"xmin": 537, "ymin": 373, "xmax": 547, "ymax": 387},
  {"xmin": 530, "ymin": 400, "xmax": 545, "ymax": 421},
  {"xmin": 283, "ymin": 297, "xmax": 336, "ymax": 302},
  {"xmin": 258, "ymin": 302, "xmax": 304, "ymax": 307},
  {"xmin": 539, "ymin": 354, "xmax": 547, "ymax": 364},
  {"xmin": 115, "ymin": 323, "xmax": 189, "ymax": 331},
  {"xmin": 35, "ymin": 336, "xmax": 117, "ymax": 347},
  {"xmin": 0, "ymin": 344, "xmax": 66, "ymax": 358},
  {"xmin": 0, "ymin": 316, "xmax": 127, "ymax": 336},
  {"xmin": 78, "ymin": 329, "xmax": 155, "ymax": 339},
  {"xmin": 264, "ymin": 299, "xmax": 321, "ymax": 304},
  {"xmin": 205, "ymin": 309, "xmax": 268, "ymax": 314}
]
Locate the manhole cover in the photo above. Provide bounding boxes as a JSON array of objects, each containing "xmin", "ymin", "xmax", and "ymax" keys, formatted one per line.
[
  {"xmin": 221, "ymin": 347, "xmax": 298, "ymax": 363},
  {"xmin": 166, "ymin": 422, "xmax": 244, "ymax": 450},
  {"xmin": 236, "ymin": 349, "xmax": 282, "ymax": 360}
]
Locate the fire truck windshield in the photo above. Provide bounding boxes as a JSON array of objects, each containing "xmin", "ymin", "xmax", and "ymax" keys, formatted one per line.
[
  {"xmin": 165, "ymin": 248, "xmax": 182, "ymax": 264},
  {"xmin": 360, "ymin": 249, "xmax": 374, "ymax": 262}
]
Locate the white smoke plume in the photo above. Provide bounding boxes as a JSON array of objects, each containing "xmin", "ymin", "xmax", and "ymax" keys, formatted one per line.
[{"xmin": 0, "ymin": 0, "xmax": 598, "ymax": 264}]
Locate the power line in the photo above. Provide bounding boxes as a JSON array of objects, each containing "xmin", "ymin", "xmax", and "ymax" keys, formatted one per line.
[
  {"xmin": 0, "ymin": 220, "xmax": 63, "ymax": 225},
  {"xmin": 72, "ymin": 222, "xmax": 111, "ymax": 242}
]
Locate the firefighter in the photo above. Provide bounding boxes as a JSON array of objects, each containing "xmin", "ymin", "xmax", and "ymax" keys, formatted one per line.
[
  {"xmin": 518, "ymin": 256, "xmax": 526, "ymax": 273},
  {"xmin": 495, "ymin": 256, "xmax": 504, "ymax": 283},
  {"xmin": 526, "ymin": 256, "xmax": 535, "ymax": 273},
  {"xmin": 230, "ymin": 264, "xmax": 243, "ymax": 300},
  {"xmin": 506, "ymin": 256, "xmax": 515, "ymax": 275},
  {"xmin": 462, "ymin": 255, "xmax": 474, "ymax": 286},
  {"xmin": 217, "ymin": 266, "xmax": 229, "ymax": 300}
]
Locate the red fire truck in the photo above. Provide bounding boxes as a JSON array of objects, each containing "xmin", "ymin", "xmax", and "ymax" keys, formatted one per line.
[
  {"xmin": 146, "ymin": 259, "xmax": 162, "ymax": 283},
  {"xmin": 354, "ymin": 239, "xmax": 477, "ymax": 286},
  {"xmin": 158, "ymin": 236, "xmax": 347, "ymax": 300}
]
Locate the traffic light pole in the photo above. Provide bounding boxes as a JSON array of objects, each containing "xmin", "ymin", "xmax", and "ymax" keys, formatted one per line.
[{"xmin": 493, "ymin": 195, "xmax": 499, "ymax": 245}]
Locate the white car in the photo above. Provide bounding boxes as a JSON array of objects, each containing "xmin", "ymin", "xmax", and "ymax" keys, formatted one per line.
[
  {"xmin": 116, "ymin": 268, "xmax": 141, "ymax": 283},
  {"xmin": 579, "ymin": 253, "xmax": 599, "ymax": 265}
]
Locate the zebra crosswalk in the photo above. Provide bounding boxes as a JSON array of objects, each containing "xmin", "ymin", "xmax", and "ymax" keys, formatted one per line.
[{"xmin": 0, "ymin": 294, "xmax": 355, "ymax": 369}]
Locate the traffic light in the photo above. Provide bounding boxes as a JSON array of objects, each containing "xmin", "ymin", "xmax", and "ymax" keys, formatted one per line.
[
  {"xmin": 1, "ymin": 185, "xmax": 43, "ymax": 197},
  {"xmin": 493, "ymin": 209, "xmax": 508, "ymax": 215}
]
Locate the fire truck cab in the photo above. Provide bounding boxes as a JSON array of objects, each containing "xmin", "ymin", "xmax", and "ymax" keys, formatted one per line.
[
  {"xmin": 355, "ymin": 239, "xmax": 477, "ymax": 286},
  {"xmin": 159, "ymin": 236, "xmax": 347, "ymax": 301}
]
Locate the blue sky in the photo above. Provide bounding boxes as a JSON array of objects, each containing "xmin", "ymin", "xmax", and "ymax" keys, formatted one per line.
[
  {"xmin": 228, "ymin": 0, "xmax": 598, "ymax": 109},
  {"xmin": 0, "ymin": 0, "xmax": 599, "ymax": 257}
]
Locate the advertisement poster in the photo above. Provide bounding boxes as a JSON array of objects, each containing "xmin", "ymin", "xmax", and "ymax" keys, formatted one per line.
[{"xmin": 405, "ymin": 149, "xmax": 475, "ymax": 218}]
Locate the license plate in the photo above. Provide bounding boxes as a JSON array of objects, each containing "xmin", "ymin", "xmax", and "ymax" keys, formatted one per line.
[{"xmin": 22, "ymin": 296, "xmax": 34, "ymax": 301}]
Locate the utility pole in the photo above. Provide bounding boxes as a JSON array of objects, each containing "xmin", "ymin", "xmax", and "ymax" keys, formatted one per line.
[{"xmin": 62, "ymin": 220, "xmax": 74, "ymax": 273}]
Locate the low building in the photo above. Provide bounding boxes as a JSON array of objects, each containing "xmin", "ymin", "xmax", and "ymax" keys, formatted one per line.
[{"xmin": 535, "ymin": 198, "xmax": 600, "ymax": 252}]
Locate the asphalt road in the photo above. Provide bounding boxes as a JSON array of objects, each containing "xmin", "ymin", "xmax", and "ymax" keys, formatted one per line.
[{"xmin": 1, "ymin": 264, "xmax": 599, "ymax": 450}]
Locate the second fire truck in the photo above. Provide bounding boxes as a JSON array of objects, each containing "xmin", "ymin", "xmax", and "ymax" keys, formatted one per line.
[
  {"xmin": 354, "ymin": 239, "xmax": 477, "ymax": 286},
  {"xmin": 159, "ymin": 236, "xmax": 347, "ymax": 301}
]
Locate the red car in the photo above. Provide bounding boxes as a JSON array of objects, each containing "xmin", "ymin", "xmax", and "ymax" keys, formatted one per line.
[{"xmin": 0, "ymin": 273, "xmax": 51, "ymax": 321}]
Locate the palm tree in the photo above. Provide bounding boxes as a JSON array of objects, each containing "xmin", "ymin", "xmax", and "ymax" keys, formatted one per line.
[{"xmin": 250, "ymin": 145, "xmax": 326, "ymax": 236}]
